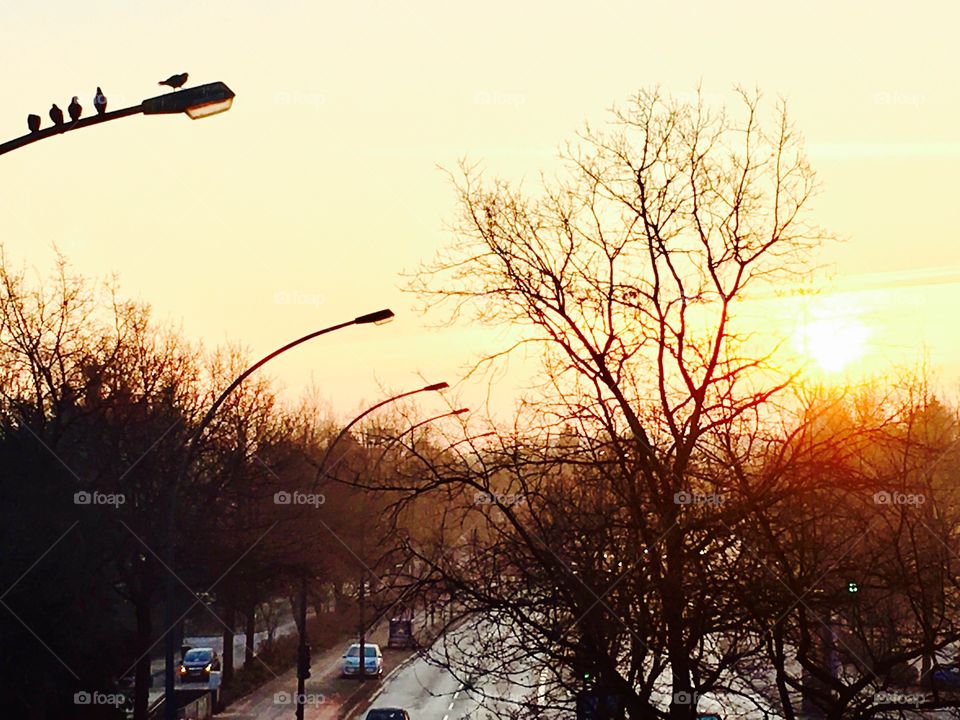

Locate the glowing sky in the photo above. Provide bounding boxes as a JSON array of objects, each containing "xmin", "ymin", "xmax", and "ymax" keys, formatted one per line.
[{"xmin": 2, "ymin": 0, "xmax": 959, "ymax": 418}]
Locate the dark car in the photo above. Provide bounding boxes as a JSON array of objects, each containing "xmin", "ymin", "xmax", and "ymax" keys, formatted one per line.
[
  {"xmin": 178, "ymin": 647, "xmax": 220, "ymax": 684},
  {"xmin": 387, "ymin": 618, "xmax": 415, "ymax": 649},
  {"xmin": 365, "ymin": 710, "xmax": 410, "ymax": 720},
  {"xmin": 932, "ymin": 663, "xmax": 960, "ymax": 690}
]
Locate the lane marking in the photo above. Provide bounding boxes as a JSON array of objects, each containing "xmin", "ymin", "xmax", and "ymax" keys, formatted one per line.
[
  {"xmin": 453, "ymin": 690, "xmax": 460, "ymax": 700},
  {"xmin": 448, "ymin": 700, "xmax": 455, "ymax": 710},
  {"xmin": 443, "ymin": 716, "xmax": 449, "ymax": 720}
]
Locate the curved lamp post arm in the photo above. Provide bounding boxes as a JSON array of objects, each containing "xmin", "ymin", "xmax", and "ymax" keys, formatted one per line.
[
  {"xmin": 178, "ymin": 308, "xmax": 394, "ymax": 489},
  {"xmin": 368, "ymin": 408, "xmax": 469, "ymax": 480},
  {"xmin": 1, "ymin": 81, "xmax": 236, "ymax": 157},
  {"xmin": 314, "ymin": 382, "xmax": 450, "ymax": 485},
  {"xmin": 163, "ymin": 306, "xmax": 392, "ymax": 720}
]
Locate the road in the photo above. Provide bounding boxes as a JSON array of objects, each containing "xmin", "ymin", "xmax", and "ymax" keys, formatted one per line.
[
  {"xmin": 358, "ymin": 620, "xmax": 539, "ymax": 720},
  {"xmin": 217, "ymin": 613, "xmax": 440, "ymax": 720},
  {"xmin": 147, "ymin": 610, "xmax": 308, "ymax": 683}
]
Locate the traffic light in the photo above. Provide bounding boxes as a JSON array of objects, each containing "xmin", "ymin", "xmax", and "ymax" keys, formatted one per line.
[
  {"xmin": 297, "ymin": 643, "xmax": 311, "ymax": 679},
  {"xmin": 573, "ymin": 646, "xmax": 597, "ymax": 684}
]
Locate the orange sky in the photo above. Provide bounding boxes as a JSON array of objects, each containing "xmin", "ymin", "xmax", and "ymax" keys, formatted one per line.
[{"xmin": 2, "ymin": 0, "xmax": 959, "ymax": 419}]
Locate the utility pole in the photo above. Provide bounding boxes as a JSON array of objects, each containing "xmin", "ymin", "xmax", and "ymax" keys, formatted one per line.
[
  {"xmin": 295, "ymin": 573, "xmax": 310, "ymax": 720},
  {"xmin": 358, "ymin": 570, "xmax": 366, "ymax": 682}
]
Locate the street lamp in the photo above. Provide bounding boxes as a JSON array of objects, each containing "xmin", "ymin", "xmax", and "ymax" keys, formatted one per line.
[
  {"xmin": 0, "ymin": 81, "xmax": 236, "ymax": 157},
  {"xmin": 163, "ymin": 308, "xmax": 394, "ymax": 720},
  {"xmin": 295, "ymin": 382, "xmax": 448, "ymax": 719},
  {"xmin": 368, "ymin": 408, "xmax": 469, "ymax": 479}
]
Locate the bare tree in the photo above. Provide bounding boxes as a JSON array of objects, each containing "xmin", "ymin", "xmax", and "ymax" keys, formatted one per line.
[{"xmin": 399, "ymin": 87, "xmax": 833, "ymax": 719}]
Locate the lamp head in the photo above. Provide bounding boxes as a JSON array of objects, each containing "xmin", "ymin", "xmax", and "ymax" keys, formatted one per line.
[
  {"xmin": 142, "ymin": 81, "xmax": 235, "ymax": 118},
  {"xmin": 355, "ymin": 309, "xmax": 394, "ymax": 325}
]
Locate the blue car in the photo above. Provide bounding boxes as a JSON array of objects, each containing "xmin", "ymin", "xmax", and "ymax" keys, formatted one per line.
[{"xmin": 932, "ymin": 663, "xmax": 960, "ymax": 690}]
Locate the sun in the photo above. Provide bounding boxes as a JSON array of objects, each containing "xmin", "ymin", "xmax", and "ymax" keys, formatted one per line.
[{"xmin": 794, "ymin": 307, "xmax": 871, "ymax": 374}]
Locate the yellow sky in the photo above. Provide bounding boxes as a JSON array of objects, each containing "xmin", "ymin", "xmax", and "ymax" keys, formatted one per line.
[{"xmin": 1, "ymin": 0, "xmax": 959, "ymax": 418}]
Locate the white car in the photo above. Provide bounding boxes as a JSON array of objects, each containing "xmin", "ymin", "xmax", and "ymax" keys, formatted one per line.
[{"xmin": 341, "ymin": 643, "xmax": 383, "ymax": 678}]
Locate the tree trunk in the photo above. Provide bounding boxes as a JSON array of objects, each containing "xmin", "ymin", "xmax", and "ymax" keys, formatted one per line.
[
  {"xmin": 222, "ymin": 604, "xmax": 236, "ymax": 683},
  {"xmin": 133, "ymin": 597, "xmax": 152, "ymax": 720},
  {"xmin": 665, "ymin": 531, "xmax": 694, "ymax": 720}
]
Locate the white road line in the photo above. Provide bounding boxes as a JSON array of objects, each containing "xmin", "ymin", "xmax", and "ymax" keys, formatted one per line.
[
  {"xmin": 453, "ymin": 690, "xmax": 460, "ymax": 700},
  {"xmin": 442, "ymin": 716, "xmax": 449, "ymax": 720},
  {"xmin": 448, "ymin": 700, "xmax": 455, "ymax": 710}
]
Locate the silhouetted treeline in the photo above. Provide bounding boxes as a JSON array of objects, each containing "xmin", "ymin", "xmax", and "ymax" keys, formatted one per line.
[{"xmin": 0, "ymin": 255, "xmax": 405, "ymax": 719}]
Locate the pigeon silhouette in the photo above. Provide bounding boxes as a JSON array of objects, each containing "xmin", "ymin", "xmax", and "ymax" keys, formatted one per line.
[
  {"xmin": 94, "ymin": 87, "xmax": 107, "ymax": 115},
  {"xmin": 68, "ymin": 96, "xmax": 82, "ymax": 122},
  {"xmin": 159, "ymin": 72, "xmax": 189, "ymax": 90},
  {"xmin": 27, "ymin": 114, "xmax": 41, "ymax": 133},
  {"xmin": 50, "ymin": 103, "xmax": 64, "ymax": 126}
]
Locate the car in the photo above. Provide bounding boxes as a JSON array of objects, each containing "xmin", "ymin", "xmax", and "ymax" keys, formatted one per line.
[
  {"xmin": 932, "ymin": 663, "xmax": 960, "ymax": 690},
  {"xmin": 341, "ymin": 642, "xmax": 383, "ymax": 678},
  {"xmin": 177, "ymin": 647, "xmax": 220, "ymax": 684},
  {"xmin": 365, "ymin": 709, "xmax": 410, "ymax": 720},
  {"xmin": 387, "ymin": 617, "xmax": 416, "ymax": 649}
]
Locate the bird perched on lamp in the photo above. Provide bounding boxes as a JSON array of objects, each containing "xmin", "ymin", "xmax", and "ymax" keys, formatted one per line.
[
  {"xmin": 27, "ymin": 114, "xmax": 41, "ymax": 133},
  {"xmin": 68, "ymin": 97, "xmax": 82, "ymax": 122},
  {"xmin": 94, "ymin": 87, "xmax": 107, "ymax": 115},
  {"xmin": 158, "ymin": 72, "xmax": 189, "ymax": 90},
  {"xmin": 50, "ymin": 104, "xmax": 64, "ymax": 126}
]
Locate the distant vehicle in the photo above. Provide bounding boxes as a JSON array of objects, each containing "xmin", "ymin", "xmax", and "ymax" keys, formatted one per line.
[
  {"xmin": 178, "ymin": 647, "xmax": 220, "ymax": 683},
  {"xmin": 387, "ymin": 618, "xmax": 415, "ymax": 648},
  {"xmin": 932, "ymin": 663, "xmax": 960, "ymax": 690},
  {"xmin": 341, "ymin": 643, "xmax": 383, "ymax": 678},
  {"xmin": 365, "ymin": 709, "xmax": 410, "ymax": 720}
]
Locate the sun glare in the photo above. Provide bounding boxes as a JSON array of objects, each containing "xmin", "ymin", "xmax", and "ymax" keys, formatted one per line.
[{"xmin": 794, "ymin": 304, "xmax": 871, "ymax": 374}]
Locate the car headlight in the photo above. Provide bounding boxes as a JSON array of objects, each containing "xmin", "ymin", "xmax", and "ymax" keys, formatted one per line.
[
  {"xmin": 204, "ymin": 663, "xmax": 212, "ymax": 672},
  {"xmin": 178, "ymin": 666, "xmax": 187, "ymax": 674}
]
